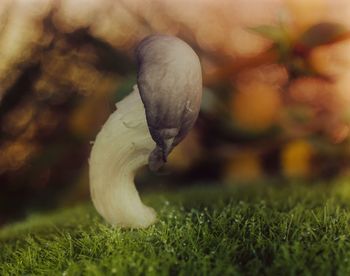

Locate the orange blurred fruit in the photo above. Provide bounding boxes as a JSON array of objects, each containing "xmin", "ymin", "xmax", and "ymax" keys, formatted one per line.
[
  {"xmin": 225, "ymin": 150, "xmax": 262, "ymax": 181},
  {"xmin": 281, "ymin": 139, "xmax": 313, "ymax": 178},
  {"xmin": 231, "ymin": 83, "xmax": 282, "ymax": 131}
]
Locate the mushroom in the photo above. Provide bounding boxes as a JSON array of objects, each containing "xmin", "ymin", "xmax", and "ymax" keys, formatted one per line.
[{"xmin": 89, "ymin": 35, "xmax": 202, "ymax": 228}]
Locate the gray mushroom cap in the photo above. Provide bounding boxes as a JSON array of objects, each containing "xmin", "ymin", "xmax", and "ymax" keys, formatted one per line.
[{"xmin": 136, "ymin": 35, "xmax": 202, "ymax": 171}]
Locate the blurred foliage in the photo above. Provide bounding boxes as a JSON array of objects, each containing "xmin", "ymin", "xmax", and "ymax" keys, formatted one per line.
[{"xmin": 0, "ymin": 0, "xmax": 350, "ymax": 224}]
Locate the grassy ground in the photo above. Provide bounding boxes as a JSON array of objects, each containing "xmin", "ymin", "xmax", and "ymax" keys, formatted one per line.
[{"xmin": 2, "ymin": 180, "xmax": 350, "ymax": 275}]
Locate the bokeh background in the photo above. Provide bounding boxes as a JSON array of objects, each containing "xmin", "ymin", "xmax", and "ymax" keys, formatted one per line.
[{"xmin": 1, "ymin": 0, "xmax": 350, "ymax": 225}]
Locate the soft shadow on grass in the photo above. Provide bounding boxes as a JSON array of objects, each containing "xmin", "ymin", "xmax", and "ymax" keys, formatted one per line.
[{"xmin": 2, "ymin": 179, "xmax": 350, "ymax": 275}]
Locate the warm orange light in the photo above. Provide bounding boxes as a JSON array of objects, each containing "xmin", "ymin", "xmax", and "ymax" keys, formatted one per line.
[{"xmin": 231, "ymin": 83, "xmax": 282, "ymax": 131}]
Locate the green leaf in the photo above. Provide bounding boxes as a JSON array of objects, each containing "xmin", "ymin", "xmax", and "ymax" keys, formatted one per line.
[
  {"xmin": 249, "ymin": 25, "xmax": 288, "ymax": 43},
  {"xmin": 249, "ymin": 24, "xmax": 291, "ymax": 59}
]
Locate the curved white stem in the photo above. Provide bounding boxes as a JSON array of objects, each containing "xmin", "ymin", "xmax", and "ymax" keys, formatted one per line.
[{"xmin": 89, "ymin": 85, "xmax": 157, "ymax": 228}]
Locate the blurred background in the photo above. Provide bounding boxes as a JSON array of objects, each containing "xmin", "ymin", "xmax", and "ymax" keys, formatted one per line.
[{"xmin": 1, "ymin": 0, "xmax": 350, "ymax": 225}]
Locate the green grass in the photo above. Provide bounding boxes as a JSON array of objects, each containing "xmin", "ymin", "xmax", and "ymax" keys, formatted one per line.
[{"xmin": 2, "ymin": 180, "xmax": 350, "ymax": 275}]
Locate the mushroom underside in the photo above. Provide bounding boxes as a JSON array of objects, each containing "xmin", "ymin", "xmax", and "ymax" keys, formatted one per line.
[{"xmin": 89, "ymin": 85, "xmax": 157, "ymax": 228}]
